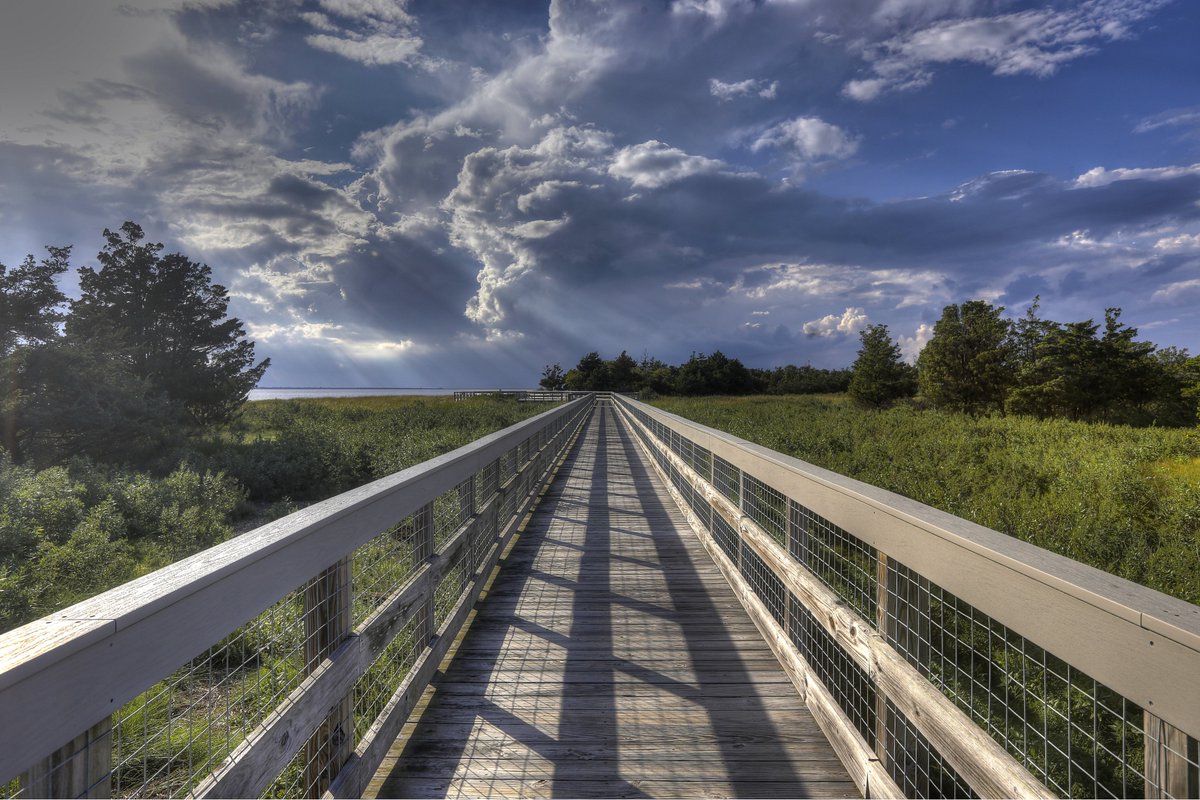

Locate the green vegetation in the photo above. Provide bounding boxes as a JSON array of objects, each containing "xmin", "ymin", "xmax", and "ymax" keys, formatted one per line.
[
  {"xmin": 847, "ymin": 324, "xmax": 917, "ymax": 408},
  {"xmin": 653, "ymin": 394, "xmax": 1200, "ymax": 605},
  {"xmin": 543, "ymin": 350, "xmax": 851, "ymax": 396},
  {"xmin": 0, "ymin": 395, "xmax": 546, "ymax": 634}
]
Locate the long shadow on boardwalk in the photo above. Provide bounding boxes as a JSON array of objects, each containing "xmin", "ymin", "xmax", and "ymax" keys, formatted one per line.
[{"xmin": 370, "ymin": 403, "xmax": 855, "ymax": 798}]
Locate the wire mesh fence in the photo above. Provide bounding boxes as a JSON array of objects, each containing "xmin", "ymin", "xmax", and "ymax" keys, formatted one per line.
[
  {"xmin": 617, "ymin": 398, "xmax": 1200, "ymax": 800},
  {"xmin": 4, "ymin": 398, "xmax": 591, "ymax": 800}
]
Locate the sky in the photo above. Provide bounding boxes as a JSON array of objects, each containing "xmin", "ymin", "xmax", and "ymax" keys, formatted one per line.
[{"xmin": 1, "ymin": 0, "xmax": 1198, "ymax": 388}]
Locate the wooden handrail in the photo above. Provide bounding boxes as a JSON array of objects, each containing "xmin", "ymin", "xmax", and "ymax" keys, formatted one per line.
[{"xmin": 0, "ymin": 394, "xmax": 593, "ymax": 791}]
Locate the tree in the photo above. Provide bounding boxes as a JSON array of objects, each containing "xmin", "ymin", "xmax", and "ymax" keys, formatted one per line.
[
  {"xmin": 539, "ymin": 363, "xmax": 566, "ymax": 390},
  {"xmin": 608, "ymin": 351, "xmax": 639, "ymax": 391},
  {"xmin": 918, "ymin": 301, "xmax": 1013, "ymax": 413},
  {"xmin": 67, "ymin": 223, "xmax": 269, "ymax": 426},
  {"xmin": 848, "ymin": 325, "xmax": 916, "ymax": 408},
  {"xmin": 564, "ymin": 352, "xmax": 609, "ymax": 390},
  {"xmin": 0, "ymin": 247, "xmax": 70, "ymax": 357},
  {"xmin": 1, "ymin": 247, "xmax": 71, "ymax": 457}
]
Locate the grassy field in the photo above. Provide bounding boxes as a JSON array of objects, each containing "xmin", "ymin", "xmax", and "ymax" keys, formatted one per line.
[
  {"xmin": 652, "ymin": 394, "xmax": 1200, "ymax": 605},
  {"xmin": 0, "ymin": 395, "xmax": 549, "ymax": 633}
]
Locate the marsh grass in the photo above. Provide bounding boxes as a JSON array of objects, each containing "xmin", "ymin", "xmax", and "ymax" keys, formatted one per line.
[{"xmin": 654, "ymin": 394, "xmax": 1200, "ymax": 604}]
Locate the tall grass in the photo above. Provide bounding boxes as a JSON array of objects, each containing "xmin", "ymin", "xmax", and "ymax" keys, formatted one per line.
[{"xmin": 653, "ymin": 395, "xmax": 1200, "ymax": 604}]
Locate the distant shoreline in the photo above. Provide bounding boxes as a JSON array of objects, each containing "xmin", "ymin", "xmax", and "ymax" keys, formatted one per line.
[{"xmin": 248, "ymin": 387, "xmax": 534, "ymax": 400}]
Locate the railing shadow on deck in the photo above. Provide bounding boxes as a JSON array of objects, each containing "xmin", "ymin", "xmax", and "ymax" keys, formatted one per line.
[{"xmin": 372, "ymin": 402, "xmax": 831, "ymax": 798}]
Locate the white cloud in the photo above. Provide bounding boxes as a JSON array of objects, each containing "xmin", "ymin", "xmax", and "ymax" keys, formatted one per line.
[
  {"xmin": 1151, "ymin": 279, "xmax": 1200, "ymax": 304},
  {"xmin": 1154, "ymin": 233, "xmax": 1200, "ymax": 252},
  {"xmin": 751, "ymin": 310, "xmax": 770, "ymax": 316},
  {"xmin": 803, "ymin": 307, "xmax": 869, "ymax": 337},
  {"xmin": 1135, "ymin": 106, "xmax": 1200, "ymax": 135},
  {"xmin": 898, "ymin": 322, "xmax": 934, "ymax": 363},
  {"xmin": 709, "ymin": 77, "xmax": 778, "ymax": 101},
  {"xmin": 845, "ymin": 0, "xmax": 1170, "ymax": 101},
  {"xmin": 1074, "ymin": 164, "xmax": 1200, "ymax": 188},
  {"xmin": 609, "ymin": 140, "xmax": 727, "ymax": 188},
  {"xmin": 304, "ymin": 0, "xmax": 426, "ymax": 67},
  {"xmin": 751, "ymin": 117, "xmax": 859, "ymax": 164}
]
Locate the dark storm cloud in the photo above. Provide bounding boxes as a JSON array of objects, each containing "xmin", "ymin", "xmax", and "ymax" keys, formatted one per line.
[{"xmin": 2, "ymin": 0, "xmax": 1197, "ymax": 384}]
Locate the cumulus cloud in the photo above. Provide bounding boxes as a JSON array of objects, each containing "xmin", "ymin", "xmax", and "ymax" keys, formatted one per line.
[
  {"xmin": 845, "ymin": 0, "xmax": 1170, "ymax": 101},
  {"xmin": 709, "ymin": 77, "xmax": 779, "ymax": 101},
  {"xmin": 803, "ymin": 307, "xmax": 869, "ymax": 337},
  {"xmin": 1151, "ymin": 278, "xmax": 1200, "ymax": 304},
  {"xmin": 898, "ymin": 322, "xmax": 934, "ymax": 363},
  {"xmin": 609, "ymin": 140, "xmax": 728, "ymax": 188},
  {"xmin": 751, "ymin": 117, "xmax": 859, "ymax": 164},
  {"xmin": 303, "ymin": 0, "xmax": 427, "ymax": 67}
]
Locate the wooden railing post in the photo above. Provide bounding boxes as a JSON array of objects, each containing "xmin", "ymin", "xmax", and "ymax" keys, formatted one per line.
[
  {"xmin": 1144, "ymin": 712, "xmax": 1199, "ymax": 799},
  {"xmin": 20, "ymin": 719, "xmax": 111, "ymax": 798},
  {"xmin": 416, "ymin": 502, "xmax": 436, "ymax": 641},
  {"xmin": 302, "ymin": 558, "xmax": 353, "ymax": 797},
  {"xmin": 876, "ymin": 553, "xmax": 891, "ymax": 775}
]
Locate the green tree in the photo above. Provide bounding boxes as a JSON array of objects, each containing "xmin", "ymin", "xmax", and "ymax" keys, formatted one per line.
[
  {"xmin": 538, "ymin": 363, "xmax": 566, "ymax": 390},
  {"xmin": 0, "ymin": 246, "xmax": 70, "ymax": 357},
  {"xmin": 918, "ymin": 301, "xmax": 1013, "ymax": 413},
  {"xmin": 608, "ymin": 351, "xmax": 639, "ymax": 391},
  {"xmin": 674, "ymin": 351, "xmax": 755, "ymax": 396},
  {"xmin": 564, "ymin": 352, "xmax": 609, "ymax": 390},
  {"xmin": 67, "ymin": 223, "xmax": 269, "ymax": 426},
  {"xmin": 1, "ymin": 247, "xmax": 71, "ymax": 456},
  {"xmin": 848, "ymin": 324, "xmax": 917, "ymax": 408}
]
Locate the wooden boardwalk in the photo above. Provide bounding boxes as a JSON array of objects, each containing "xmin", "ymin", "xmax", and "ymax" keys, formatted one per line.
[{"xmin": 367, "ymin": 402, "xmax": 858, "ymax": 798}]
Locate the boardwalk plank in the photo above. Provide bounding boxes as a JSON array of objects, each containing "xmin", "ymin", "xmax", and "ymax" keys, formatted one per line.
[{"xmin": 367, "ymin": 402, "xmax": 858, "ymax": 799}]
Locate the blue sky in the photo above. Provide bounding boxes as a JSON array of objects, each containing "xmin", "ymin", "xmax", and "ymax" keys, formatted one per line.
[{"xmin": 1, "ymin": 0, "xmax": 1198, "ymax": 387}]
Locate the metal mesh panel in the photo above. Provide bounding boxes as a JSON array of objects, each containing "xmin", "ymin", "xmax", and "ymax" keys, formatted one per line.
[
  {"xmin": 352, "ymin": 515, "xmax": 420, "ymax": 626},
  {"xmin": 741, "ymin": 546, "xmax": 786, "ymax": 626},
  {"xmin": 712, "ymin": 456, "xmax": 741, "ymax": 507},
  {"xmin": 883, "ymin": 559, "xmax": 1195, "ymax": 799},
  {"xmin": 790, "ymin": 500, "xmax": 876, "ymax": 622},
  {"xmin": 105, "ymin": 570, "xmax": 330, "ymax": 798},
  {"xmin": 885, "ymin": 699, "xmax": 977, "ymax": 799},
  {"xmin": 692, "ymin": 443, "xmax": 713, "ymax": 484},
  {"xmin": 711, "ymin": 511, "xmax": 740, "ymax": 565},
  {"xmin": 743, "ymin": 475, "xmax": 787, "ymax": 546},
  {"xmin": 788, "ymin": 596, "xmax": 877, "ymax": 748}
]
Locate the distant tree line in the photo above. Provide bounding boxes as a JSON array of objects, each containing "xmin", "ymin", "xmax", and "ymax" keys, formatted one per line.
[
  {"xmin": 1, "ymin": 222, "xmax": 269, "ymax": 466},
  {"xmin": 848, "ymin": 299, "xmax": 1200, "ymax": 426},
  {"xmin": 540, "ymin": 351, "xmax": 851, "ymax": 397}
]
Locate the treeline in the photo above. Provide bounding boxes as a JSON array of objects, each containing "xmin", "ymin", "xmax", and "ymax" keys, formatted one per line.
[
  {"xmin": 540, "ymin": 351, "xmax": 851, "ymax": 397},
  {"xmin": 846, "ymin": 299, "xmax": 1199, "ymax": 426}
]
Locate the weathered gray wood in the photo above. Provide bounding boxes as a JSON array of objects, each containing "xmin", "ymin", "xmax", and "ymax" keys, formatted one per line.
[
  {"xmin": 0, "ymin": 396, "xmax": 592, "ymax": 781},
  {"xmin": 626, "ymin": 405, "xmax": 897, "ymax": 800},
  {"xmin": 370, "ymin": 405, "xmax": 857, "ymax": 799},
  {"xmin": 327, "ymin": 409, "xmax": 584, "ymax": 799},
  {"xmin": 19, "ymin": 718, "xmax": 111, "ymax": 799},
  {"xmin": 193, "ymin": 507, "xmax": 478, "ymax": 799},
  {"xmin": 615, "ymin": 395, "xmax": 1200, "ymax": 738},
  {"xmin": 302, "ymin": 559, "xmax": 353, "ymax": 797},
  {"xmin": 620, "ymin": 401, "xmax": 1054, "ymax": 800},
  {"xmin": 1144, "ymin": 711, "xmax": 1198, "ymax": 799}
]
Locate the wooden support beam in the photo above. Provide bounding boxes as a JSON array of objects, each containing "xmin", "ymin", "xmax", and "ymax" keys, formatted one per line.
[
  {"xmin": 1145, "ymin": 711, "xmax": 1199, "ymax": 799},
  {"xmin": 20, "ymin": 718, "xmax": 111, "ymax": 799},
  {"xmin": 302, "ymin": 559, "xmax": 353, "ymax": 798}
]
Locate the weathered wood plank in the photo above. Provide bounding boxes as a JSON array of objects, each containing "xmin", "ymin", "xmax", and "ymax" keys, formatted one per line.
[{"xmin": 368, "ymin": 403, "xmax": 857, "ymax": 799}]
